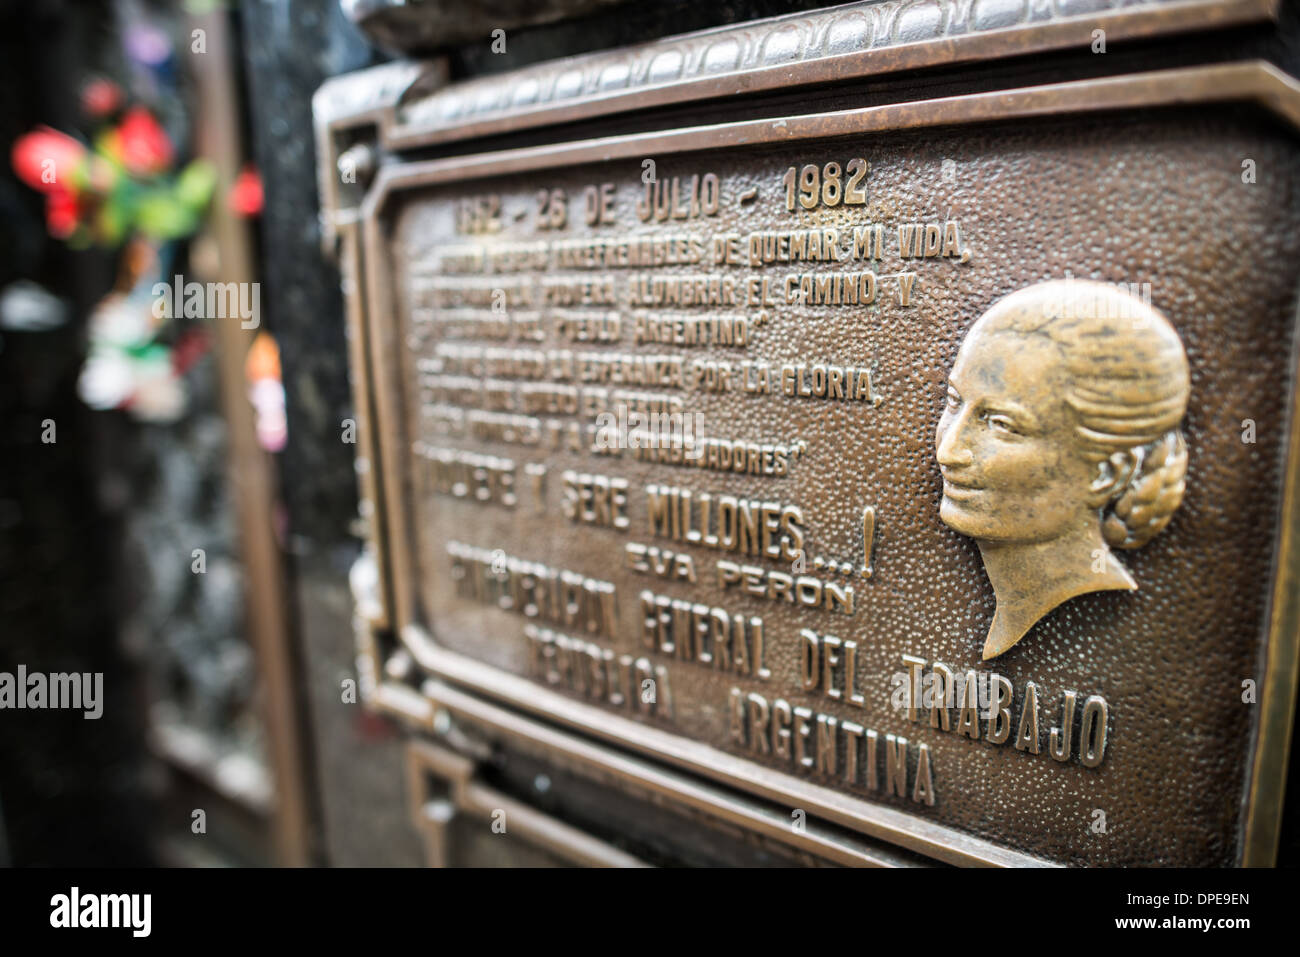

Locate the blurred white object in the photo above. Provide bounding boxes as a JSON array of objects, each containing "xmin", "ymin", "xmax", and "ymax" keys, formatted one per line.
[
  {"xmin": 78, "ymin": 350, "xmax": 136, "ymax": 410},
  {"xmin": 128, "ymin": 352, "xmax": 187, "ymax": 422},
  {"xmin": 0, "ymin": 280, "xmax": 69, "ymax": 332}
]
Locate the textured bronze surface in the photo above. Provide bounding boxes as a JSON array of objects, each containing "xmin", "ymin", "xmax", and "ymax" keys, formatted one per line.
[{"xmin": 325, "ymin": 41, "xmax": 1300, "ymax": 864}]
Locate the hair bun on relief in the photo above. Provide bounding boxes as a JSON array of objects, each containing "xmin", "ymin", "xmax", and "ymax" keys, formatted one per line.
[{"xmin": 1103, "ymin": 429, "xmax": 1188, "ymax": 549}]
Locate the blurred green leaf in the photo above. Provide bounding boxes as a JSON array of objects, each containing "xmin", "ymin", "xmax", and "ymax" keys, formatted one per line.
[
  {"xmin": 95, "ymin": 197, "xmax": 128, "ymax": 245},
  {"xmin": 135, "ymin": 191, "xmax": 197, "ymax": 240},
  {"xmin": 175, "ymin": 159, "xmax": 217, "ymax": 212}
]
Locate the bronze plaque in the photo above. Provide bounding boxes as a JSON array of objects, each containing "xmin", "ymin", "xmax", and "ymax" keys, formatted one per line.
[{"xmin": 322, "ymin": 8, "xmax": 1300, "ymax": 866}]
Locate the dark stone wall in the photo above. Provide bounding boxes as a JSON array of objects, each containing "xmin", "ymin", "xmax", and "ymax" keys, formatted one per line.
[
  {"xmin": 0, "ymin": 0, "xmax": 152, "ymax": 866},
  {"xmin": 238, "ymin": 0, "xmax": 421, "ymax": 866}
]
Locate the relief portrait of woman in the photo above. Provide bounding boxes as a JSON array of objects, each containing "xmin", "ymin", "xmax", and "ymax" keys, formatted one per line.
[{"xmin": 935, "ymin": 279, "xmax": 1191, "ymax": 660}]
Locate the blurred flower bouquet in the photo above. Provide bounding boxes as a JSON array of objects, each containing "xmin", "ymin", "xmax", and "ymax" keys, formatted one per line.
[
  {"xmin": 12, "ymin": 93, "xmax": 216, "ymax": 247},
  {"xmin": 11, "ymin": 78, "xmax": 219, "ymax": 422}
]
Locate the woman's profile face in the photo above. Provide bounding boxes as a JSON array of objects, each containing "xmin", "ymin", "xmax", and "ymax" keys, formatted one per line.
[{"xmin": 935, "ymin": 327, "xmax": 1098, "ymax": 544}]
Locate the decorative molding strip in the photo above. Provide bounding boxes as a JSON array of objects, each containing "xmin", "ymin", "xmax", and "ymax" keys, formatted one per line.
[
  {"xmin": 386, "ymin": 0, "xmax": 1277, "ymax": 147},
  {"xmin": 313, "ymin": 58, "xmax": 429, "ymax": 129}
]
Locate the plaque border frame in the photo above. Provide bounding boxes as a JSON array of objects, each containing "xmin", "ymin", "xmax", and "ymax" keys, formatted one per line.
[
  {"xmin": 332, "ymin": 60, "xmax": 1300, "ymax": 866},
  {"xmin": 401, "ymin": 683, "xmax": 939, "ymax": 866}
]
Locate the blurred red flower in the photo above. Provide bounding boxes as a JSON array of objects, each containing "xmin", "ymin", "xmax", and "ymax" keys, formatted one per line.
[
  {"xmin": 81, "ymin": 77, "xmax": 124, "ymax": 118},
  {"xmin": 45, "ymin": 189, "xmax": 80, "ymax": 238},
  {"xmin": 228, "ymin": 165, "xmax": 263, "ymax": 217},
  {"xmin": 117, "ymin": 107, "xmax": 172, "ymax": 176},
  {"xmin": 11, "ymin": 127, "xmax": 87, "ymax": 194}
]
